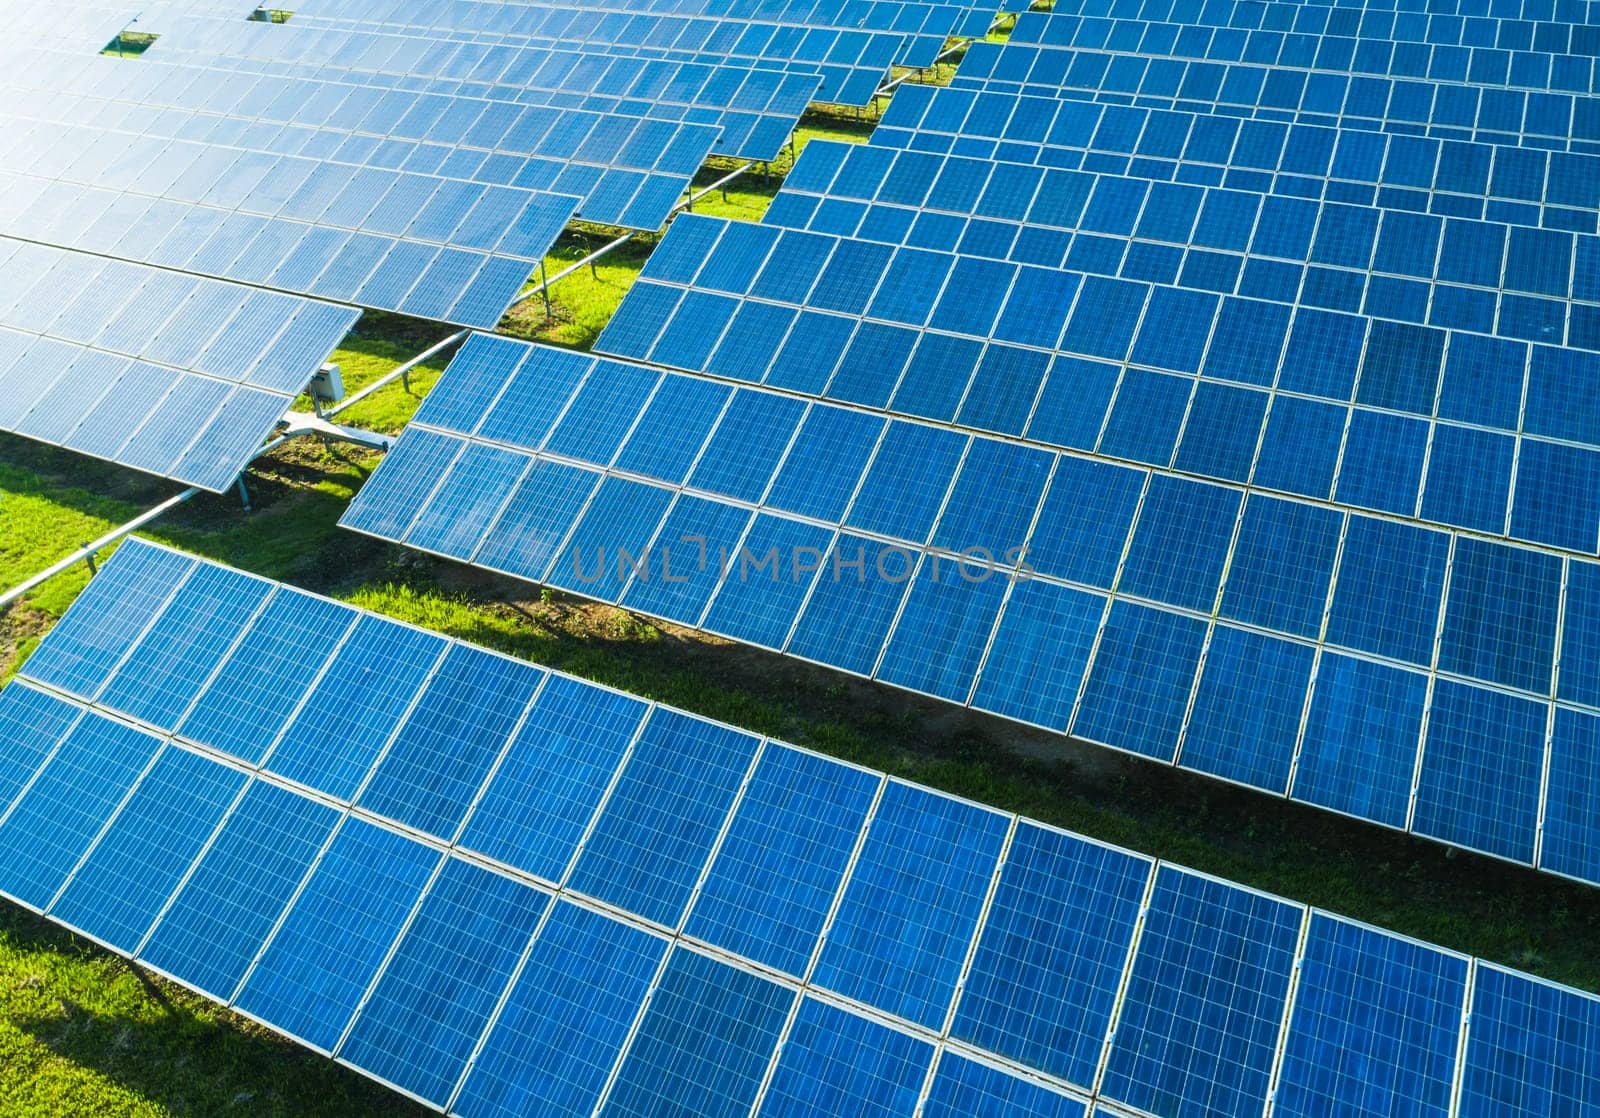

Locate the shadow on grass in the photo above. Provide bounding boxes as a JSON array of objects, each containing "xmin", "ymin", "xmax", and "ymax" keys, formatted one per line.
[{"xmin": 3, "ymin": 906, "xmax": 429, "ymax": 1118}]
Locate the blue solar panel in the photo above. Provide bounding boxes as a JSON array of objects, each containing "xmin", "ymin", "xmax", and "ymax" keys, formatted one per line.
[
  {"xmin": 759, "ymin": 998, "xmax": 932, "ymax": 1118},
  {"xmin": 0, "ymin": 242, "xmax": 356, "ymax": 490},
  {"xmin": 458, "ymin": 676, "xmax": 645, "ymax": 885},
  {"xmin": 17, "ymin": 541, "xmax": 196, "ymax": 701},
  {"xmin": 1276, "ymin": 914, "xmax": 1467, "ymax": 1118},
  {"xmin": 176, "ymin": 590, "xmax": 356, "ymax": 764},
  {"xmin": 0, "ymin": 711, "xmax": 163, "ymax": 912},
  {"xmin": 812, "ymin": 781, "xmax": 1008, "ymax": 1030},
  {"xmin": 1459, "ymin": 965, "xmax": 1600, "ymax": 1117},
  {"xmin": 1180, "ymin": 625, "xmax": 1314, "ymax": 792},
  {"xmin": 234, "ymin": 817, "xmax": 441, "ymax": 1052},
  {"xmin": 0, "ymin": 683, "xmax": 85, "ymax": 811},
  {"xmin": 94, "ymin": 563, "xmax": 274, "ymax": 731},
  {"xmin": 685, "ymin": 745, "xmax": 879, "ymax": 977},
  {"xmin": 603, "ymin": 949, "xmax": 793, "ymax": 1118},
  {"xmin": 1292, "ymin": 654, "xmax": 1427, "ymax": 830},
  {"xmin": 356, "ymin": 644, "xmax": 543, "ymax": 840},
  {"xmin": 455, "ymin": 899, "xmax": 665, "ymax": 1118},
  {"xmin": 954, "ymin": 824, "xmax": 1151, "ymax": 1087},
  {"xmin": 1412, "ymin": 680, "xmax": 1547, "ymax": 864},
  {"xmin": 339, "ymin": 858, "xmax": 548, "ymax": 1106},
  {"xmin": 50, "ymin": 745, "xmax": 245, "ymax": 954},
  {"xmin": 266, "ymin": 616, "xmax": 448, "ymax": 800},
  {"xmin": 1101, "ymin": 867, "xmax": 1303, "ymax": 1118},
  {"xmin": 565, "ymin": 709, "xmax": 759, "ymax": 928},
  {"xmin": 922, "ymin": 1054, "xmax": 1089, "ymax": 1118},
  {"xmin": 140, "ymin": 781, "xmax": 340, "ymax": 1001}
]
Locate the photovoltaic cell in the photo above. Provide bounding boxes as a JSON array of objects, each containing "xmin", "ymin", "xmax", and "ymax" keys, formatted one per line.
[
  {"xmin": 954, "ymin": 824, "xmax": 1150, "ymax": 1088},
  {"xmin": 812, "ymin": 781, "xmax": 1008, "ymax": 1030},
  {"xmin": 603, "ymin": 949, "xmax": 792, "ymax": 1118},
  {"xmin": 1276, "ymin": 914, "xmax": 1467, "ymax": 1118},
  {"xmin": 1101, "ymin": 867, "xmax": 1302, "ymax": 1118},
  {"xmin": 685, "ymin": 744, "xmax": 879, "ymax": 977}
]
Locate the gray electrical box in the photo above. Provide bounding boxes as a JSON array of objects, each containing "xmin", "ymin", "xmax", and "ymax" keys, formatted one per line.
[{"xmin": 309, "ymin": 362, "xmax": 344, "ymax": 406}]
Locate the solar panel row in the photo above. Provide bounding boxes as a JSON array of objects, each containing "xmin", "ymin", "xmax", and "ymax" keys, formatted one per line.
[
  {"xmin": 1031, "ymin": 0, "xmax": 1600, "ymax": 57},
  {"xmin": 0, "ymin": 47, "xmax": 726, "ymax": 224},
  {"xmin": 342, "ymin": 335, "xmax": 1600, "ymax": 882},
  {"xmin": 1010, "ymin": 9, "xmax": 1600, "ymax": 98},
  {"xmin": 0, "ymin": 147, "xmax": 574, "ymax": 328},
  {"xmin": 1, "ymin": 537, "xmax": 1595, "ymax": 1118},
  {"xmin": 72, "ymin": 27, "xmax": 812, "ymax": 164},
  {"xmin": 288, "ymin": 0, "xmax": 995, "ymax": 73},
  {"xmin": 874, "ymin": 84, "xmax": 1600, "ymax": 229},
  {"xmin": 950, "ymin": 40, "xmax": 1598, "ymax": 149},
  {"xmin": 149, "ymin": 6, "xmax": 904, "ymax": 106},
  {"xmin": 0, "ymin": 238, "xmax": 357, "ymax": 490},
  {"xmin": 601, "ymin": 211, "xmax": 1598, "ymax": 550}
]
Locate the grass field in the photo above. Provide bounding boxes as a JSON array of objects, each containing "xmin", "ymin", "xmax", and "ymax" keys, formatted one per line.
[{"xmin": 2, "ymin": 77, "xmax": 1598, "ymax": 1117}]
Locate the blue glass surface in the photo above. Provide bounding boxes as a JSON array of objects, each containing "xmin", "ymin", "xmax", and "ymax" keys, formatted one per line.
[
  {"xmin": 52, "ymin": 746, "xmax": 245, "ymax": 954},
  {"xmin": 0, "ymin": 683, "xmax": 83, "ymax": 813},
  {"xmin": 1543, "ymin": 706, "xmax": 1600, "ymax": 884},
  {"xmin": 1293, "ymin": 654, "xmax": 1426, "ymax": 829},
  {"xmin": 955, "ymin": 823, "xmax": 1150, "ymax": 1086},
  {"xmin": 545, "ymin": 477, "xmax": 674, "ymax": 601},
  {"xmin": 760, "ymin": 998, "xmax": 932, "ymax": 1118},
  {"xmin": 1025, "ymin": 457, "xmax": 1143, "ymax": 588},
  {"xmin": 178, "ymin": 590, "xmax": 356, "ymax": 764},
  {"xmin": 235, "ymin": 818, "xmax": 440, "ymax": 1052},
  {"xmin": 341, "ymin": 858, "xmax": 548, "ymax": 1106},
  {"xmin": 1458, "ymin": 965, "xmax": 1600, "ymax": 1117},
  {"xmin": 358, "ymin": 644, "xmax": 541, "ymax": 840},
  {"xmin": 18, "ymin": 540, "xmax": 194, "ymax": 700},
  {"xmin": 686, "ymin": 745, "xmax": 877, "ymax": 977},
  {"xmin": 813, "ymin": 781, "xmax": 1008, "ymax": 1029},
  {"xmin": 567, "ymin": 709, "xmax": 758, "ymax": 928},
  {"xmin": 455, "ymin": 900, "xmax": 666, "ymax": 1118},
  {"xmin": 1119, "ymin": 475, "xmax": 1240, "ymax": 612},
  {"xmin": 701, "ymin": 514, "xmax": 834, "ymax": 651},
  {"xmin": 95, "ymin": 562, "xmax": 275, "ymax": 731},
  {"xmin": 1221, "ymin": 496, "xmax": 1340, "ymax": 638},
  {"xmin": 787, "ymin": 535, "xmax": 916, "ymax": 676},
  {"xmin": 877, "ymin": 559, "xmax": 1009, "ymax": 702},
  {"xmin": 1276, "ymin": 914, "xmax": 1466, "ymax": 1118},
  {"xmin": 1180, "ymin": 626, "xmax": 1315, "ymax": 795},
  {"xmin": 604, "ymin": 948, "xmax": 793, "ymax": 1118},
  {"xmin": 1438, "ymin": 538, "xmax": 1560, "ymax": 695},
  {"xmin": 1102, "ymin": 867, "xmax": 1302, "ymax": 1118},
  {"xmin": 1326, "ymin": 516, "xmax": 1448, "ymax": 667},
  {"xmin": 267, "ymin": 615, "xmax": 446, "ymax": 800},
  {"xmin": 0, "ymin": 712, "xmax": 162, "ymax": 911},
  {"xmin": 972, "ymin": 579, "xmax": 1105, "ymax": 731},
  {"xmin": 140, "ymin": 781, "xmax": 339, "ymax": 1001},
  {"xmin": 460, "ymin": 675, "xmax": 643, "ymax": 884},
  {"xmin": 1413, "ymin": 680, "xmax": 1546, "ymax": 864},
  {"xmin": 474, "ymin": 460, "xmax": 602, "ymax": 584},
  {"xmin": 1073, "ymin": 601, "xmax": 1206, "ymax": 762}
]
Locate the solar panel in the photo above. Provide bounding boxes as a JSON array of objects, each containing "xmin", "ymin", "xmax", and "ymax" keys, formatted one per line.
[
  {"xmin": 3, "ymin": 41, "xmax": 726, "ymax": 220},
  {"xmin": 147, "ymin": 3, "xmax": 902, "ymax": 107},
  {"xmin": 2, "ymin": 536, "xmax": 1597, "ymax": 1116},
  {"xmin": 0, "ymin": 238, "xmax": 356, "ymax": 489},
  {"xmin": 342, "ymin": 326, "xmax": 1598, "ymax": 881},
  {"xmin": 0, "ymin": 116, "xmax": 579, "ymax": 326}
]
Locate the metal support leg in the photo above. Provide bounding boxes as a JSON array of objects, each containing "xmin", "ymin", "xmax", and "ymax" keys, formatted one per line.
[
  {"xmin": 82, "ymin": 547, "xmax": 97, "ymax": 577},
  {"xmin": 539, "ymin": 260, "xmax": 553, "ymax": 318},
  {"xmin": 237, "ymin": 476, "xmax": 252, "ymax": 513}
]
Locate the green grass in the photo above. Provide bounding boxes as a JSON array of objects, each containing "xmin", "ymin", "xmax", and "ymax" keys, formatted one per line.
[{"xmin": 4, "ymin": 78, "xmax": 1600, "ymax": 1116}]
